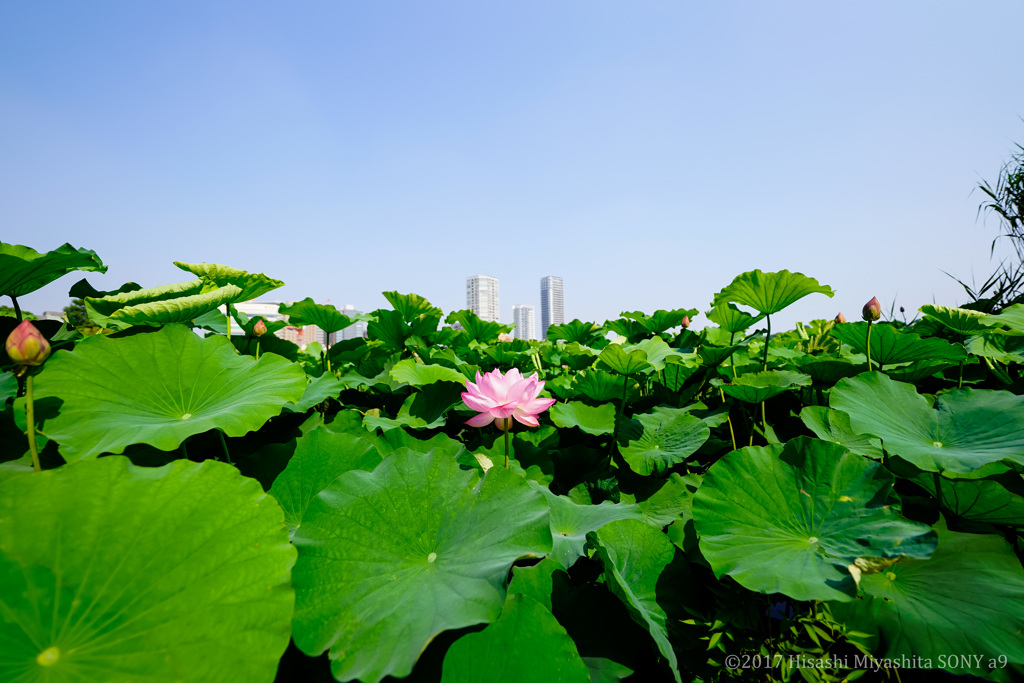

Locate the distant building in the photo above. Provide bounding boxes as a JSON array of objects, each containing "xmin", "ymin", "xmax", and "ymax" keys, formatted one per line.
[
  {"xmin": 512, "ymin": 304, "xmax": 536, "ymax": 340},
  {"xmin": 41, "ymin": 311, "xmax": 65, "ymax": 322},
  {"xmin": 540, "ymin": 276, "xmax": 564, "ymax": 339},
  {"xmin": 466, "ymin": 275, "xmax": 500, "ymax": 322},
  {"xmin": 338, "ymin": 304, "xmax": 367, "ymax": 341},
  {"xmin": 230, "ymin": 301, "xmax": 362, "ymax": 348}
]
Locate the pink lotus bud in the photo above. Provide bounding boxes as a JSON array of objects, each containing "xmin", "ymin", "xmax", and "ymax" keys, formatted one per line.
[
  {"xmin": 681, "ymin": 315, "xmax": 690, "ymax": 329},
  {"xmin": 253, "ymin": 319, "xmax": 267, "ymax": 337},
  {"xmin": 862, "ymin": 297, "xmax": 881, "ymax": 322},
  {"xmin": 5, "ymin": 320, "xmax": 50, "ymax": 367},
  {"xmin": 835, "ymin": 312, "xmax": 846, "ymax": 324}
]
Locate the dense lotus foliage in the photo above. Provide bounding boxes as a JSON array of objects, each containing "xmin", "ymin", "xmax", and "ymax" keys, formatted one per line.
[{"xmin": 1, "ymin": 241, "xmax": 1023, "ymax": 683}]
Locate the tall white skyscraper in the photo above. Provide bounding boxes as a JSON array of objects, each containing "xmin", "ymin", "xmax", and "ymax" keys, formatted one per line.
[
  {"xmin": 466, "ymin": 275, "xmax": 500, "ymax": 322},
  {"xmin": 540, "ymin": 276, "xmax": 564, "ymax": 339},
  {"xmin": 512, "ymin": 305, "xmax": 536, "ymax": 340}
]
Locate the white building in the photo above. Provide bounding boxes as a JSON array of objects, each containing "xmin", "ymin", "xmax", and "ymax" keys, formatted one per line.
[
  {"xmin": 466, "ymin": 275, "xmax": 500, "ymax": 322},
  {"xmin": 338, "ymin": 304, "xmax": 367, "ymax": 341},
  {"xmin": 512, "ymin": 304, "xmax": 536, "ymax": 340},
  {"xmin": 540, "ymin": 276, "xmax": 564, "ymax": 339}
]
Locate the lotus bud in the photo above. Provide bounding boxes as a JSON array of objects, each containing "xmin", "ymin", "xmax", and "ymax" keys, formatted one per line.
[
  {"xmin": 5, "ymin": 320, "xmax": 50, "ymax": 367},
  {"xmin": 681, "ymin": 315, "xmax": 690, "ymax": 329},
  {"xmin": 862, "ymin": 297, "xmax": 881, "ymax": 322},
  {"xmin": 899, "ymin": 306, "xmax": 905, "ymax": 313},
  {"xmin": 253, "ymin": 319, "xmax": 267, "ymax": 337},
  {"xmin": 835, "ymin": 312, "xmax": 846, "ymax": 324}
]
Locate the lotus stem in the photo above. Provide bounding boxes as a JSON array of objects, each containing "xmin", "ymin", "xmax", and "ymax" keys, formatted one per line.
[
  {"xmin": 720, "ymin": 387, "xmax": 737, "ymax": 451},
  {"xmin": 503, "ymin": 424, "xmax": 510, "ymax": 469},
  {"xmin": 958, "ymin": 361, "xmax": 963, "ymax": 389},
  {"xmin": 933, "ymin": 471, "xmax": 943, "ymax": 512},
  {"xmin": 255, "ymin": 340, "xmax": 261, "ymax": 361},
  {"xmin": 218, "ymin": 430, "xmax": 233, "ymax": 465},
  {"xmin": 10, "ymin": 296, "xmax": 22, "ymax": 322},
  {"xmin": 761, "ymin": 400, "xmax": 767, "ymax": 441},
  {"xmin": 762, "ymin": 315, "xmax": 771, "ymax": 372},
  {"xmin": 865, "ymin": 322, "xmax": 873, "ymax": 371},
  {"xmin": 26, "ymin": 373, "xmax": 40, "ymax": 472},
  {"xmin": 226, "ymin": 304, "xmax": 232, "ymax": 339}
]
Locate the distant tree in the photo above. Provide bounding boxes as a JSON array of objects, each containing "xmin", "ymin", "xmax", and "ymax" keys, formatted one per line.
[
  {"xmin": 0, "ymin": 305, "xmax": 37, "ymax": 320},
  {"xmin": 63, "ymin": 299, "xmax": 92, "ymax": 329}
]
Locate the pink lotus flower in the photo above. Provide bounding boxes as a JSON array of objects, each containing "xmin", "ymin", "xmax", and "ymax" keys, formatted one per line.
[
  {"xmin": 5, "ymin": 320, "xmax": 50, "ymax": 367},
  {"xmin": 461, "ymin": 368, "xmax": 556, "ymax": 430}
]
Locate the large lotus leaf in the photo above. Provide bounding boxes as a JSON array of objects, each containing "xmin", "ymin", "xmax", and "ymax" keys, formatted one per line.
[
  {"xmin": 799, "ymin": 406, "xmax": 883, "ymax": 459},
  {"xmin": 269, "ymin": 429, "xmax": 382, "ymax": 536},
  {"xmin": 84, "ymin": 278, "xmax": 243, "ymax": 329},
  {"xmin": 364, "ymin": 383, "xmax": 462, "ymax": 431},
  {"xmin": 832, "ymin": 322, "xmax": 968, "ymax": 366},
  {"xmin": 572, "ymin": 369, "xmax": 636, "ymax": 403},
  {"xmin": 614, "ymin": 308, "xmax": 697, "ymax": 336},
  {"xmin": 173, "ymin": 261, "xmax": 284, "ymax": 302},
  {"xmin": 0, "ymin": 242, "xmax": 107, "ymax": 298},
  {"xmin": 830, "ymin": 372, "xmax": 1024, "ymax": 475},
  {"xmin": 390, "ymin": 357, "xmax": 467, "ymax": 386},
  {"xmin": 67, "ymin": 277, "xmax": 142, "ymax": 299},
  {"xmin": 705, "ymin": 302, "xmax": 765, "ymax": 333},
  {"xmin": 832, "ymin": 524, "xmax": 1024, "ymax": 682},
  {"xmin": 919, "ymin": 304, "xmax": 989, "ymax": 335},
  {"xmin": 284, "ymin": 373, "xmax": 346, "ymax": 413},
  {"xmin": 621, "ymin": 338, "xmax": 686, "ymax": 371},
  {"xmin": 505, "ymin": 557, "xmax": 562, "ymax": 611},
  {"xmin": 278, "ymin": 297, "xmax": 360, "ymax": 335},
  {"xmin": 543, "ymin": 319, "xmax": 603, "ymax": 345},
  {"xmin": 793, "ymin": 356, "xmax": 864, "ymax": 386},
  {"xmin": 291, "ymin": 450, "xmax": 551, "ymax": 683},
  {"xmin": 618, "ymin": 412, "xmax": 710, "ymax": 476},
  {"xmin": 440, "ymin": 594, "xmax": 589, "ymax": 683},
  {"xmin": 383, "ymin": 290, "xmax": 443, "ymax": 322},
  {"xmin": 0, "ymin": 456, "xmax": 295, "ymax": 683},
  {"xmin": 692, "ymin": 437, "xmax": 936, "ymax": 601},
  {"xmin": 34, "ymin": 324, "xmax": 307, "ymax": 460},
  {"xmin": 531, "ymin": 483, "xmax": 644, "ymax": 569},
  {"xmin": 883, "ymin": 359, "xmax": 958, "ymax": 384},
  {"xmin": 713, "ymin": 269, "xmax": 833, "ymax": 316},
  {"xmin": 981, "ymin": 302, "xmax": 1024, "ymax": 333},
  {"xmin": 965, "ymin": 330, "xmax": 1024, "ymax": 364},
  {"xmin": 908, "ymin": 471, "xmax": 1024, "ymax": 528},
  {"xmin": 712, "ymin": 370, "xmax": 811, "ymax": 404},
  {"xmin": 597, "ymin": 344, "xmax": 653, "ymax": 375},
  {"xmin": 445, "ymin": 309, "xmax": 514, "ymax": 343},
  {"xmin": 590, "ymin": 519, "xmax": 682, "ymax": 683},
  {"xmin": 0, "ymin": 372, "xmax": 15, "ymax": 404},
  {"xmin": 550, "ymin": 401, "xmax": 617, "ymax": 435}
]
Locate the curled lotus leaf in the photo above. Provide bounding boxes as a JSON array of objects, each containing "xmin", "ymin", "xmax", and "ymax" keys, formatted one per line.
[
  {"xmin": 173, "ymin": 261, "xmax": 284, "ymax": 302},
  {"xmin": 713, "ymin": 269, "xmax": 833, "ymax": 317},
  {"xmin": 705, "ymin": 302, "xmax": 765, "ymax": 334},
  {"xmin": 34, "ymin": 324, "xmax": 307, "ymax": 460},
  {"xmin": 0, "ymin": 242, "xmax": 107, "ymax": 298},
  {"xmin": 278, "ymin": 297, "xmax": 363, "ymax": 335},
  {"xmin": 86, "ymin": 280, "xmax": 242, "ymax": 328},
  {"xmin": 919, "ymin": 304, "xmax": 989, "ymax": 335}
]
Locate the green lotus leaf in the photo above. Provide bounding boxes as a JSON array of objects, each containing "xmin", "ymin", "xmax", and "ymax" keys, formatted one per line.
[
  {"xmin": 981, "ymin": 302, "xmax": 1024, "ymax": 333},
  {"xmin": 67, "ymin": 276, "xmax": 141, "ymax": 299},
  {"xmin": 367, "ymin": 308, "xmax": 417, "ymax": 349},
  {"xmin": 883, "ymin": 359, "xmax": 958, "ymax": 384},
  {"xmin": 34, "ymin": 324, "xmax": 307, "ymax": 460},
  {"xmin": 908, "ymin": 471, "xmax": 1024, "ymax": 528},
  {"xmin": 173, "ymin": 261, "xmax": 284, "ymax": 302},
  {"xmin": 713, "ymin": 269, "xmax": 833, "ymax": 316},
  {"xmin": 284, "ymin": 373, "xmax": 346, "ymax": 413},
  {"xmin": 832, "ymin": 524, "xmax": 1024, "ymax": 681},
  {"xmin": 364, "ymin": 383, "xmax": 462, "ymax": 431},
  {"xmin": 583, "ymin": 658, "xmax": 634, "ymax": 683},
  {"xmin": 445, "ymin": 309, "xmax": 514, "ymax": 343},
  {"xmin": 637, "ymin": 472, "xmax": 702, "ymax": 528},
  {"xmin": 0, "ymin": 455, "xmax": 33, "ymax": 485},
  {"xmin": 615, "ymin": 308, "xmax": 697, "ymax": 336},
  {"xmin": 546, "ymin": 319, "xmax": 605, "ymax": 345},
  {"xmin": 572, "ymin": 369, "xmax": 635, "ymax": 402},
  {"xmin": 705, "ymin": 302, "xmax": 765, "ymax": 333},
  {"xmin": 919, "ymin": 304, "xmax": 989, "ymax": 335},
  {"xmin": 0, "ymin": 242, "xmax": 107, "ymax": 298},
  {"xmin": 277, "ymin": 297, "xmax": 360, "ymax": 335},
  {"xmin": 618, "ymin": 411, "xmax": 710, "ymax": 476},
  {"xmin": 383, "ymin": 290, "xmax": 443, "ymax": 322},
  {"xmin": 799, "ymin": 406, "xmax": 883, "ymax": 459},
  {"xmin": 698, "ymin": 343, "xmax": 743, "ymax": 367},
  {"xmin": 0, "ymin": 456, "xmax": 295, "ymax": 683},
  {"xmin": 597, "ymin": 344, "xmax": 653, "ymax": 375},
  {"xmin": 505, "ymin": 557, "xmax": 562, "ymax": 611},
  {"xmin": 290, "ymin": 450, "xmax": 551, "ymax": 683},
  {"xmin": 590, "ymin": 519, "xmax": 683, "ymax": 683},
  {"xmin": 692, "ymin": 437, "xmax": 936, "ymax": 601},
  {"xmin": 390, "ymin": 357, "xmax": 467, "ymax": 386},
  {"xmin": 965, "ymin": 330, "xmax": 1024, "ymax": 363},
  {"xmin": 440, "ymin": 594, "xmax": 589, "ymax": 683},
  {"xmin": 793, "ymin": 357, "xmax": 865, "ymax": 386},
  {"xmin": 0, "ymin": 372, "xmax": 15, "ymax": 404},
  {"xmin": 531, "ymin": 483, "xmax": 644, "ymax": 569},
  {"xmin": 84, "ymin": 277, "xmax": 243, "ymax": 329},
  {"xmin": 830, "ymin": 372, "xmax": 1024, "ymax": 475},
  {"xmin": 712, "ymin": 370, "xmax": 811, "ymax": 404},
  {"xmin": 832, "ymin": 322, "xmax": 968, "ymax": 366},
  {"xmin": 269, "ymin": 428, "xmax": 382, "ymax": 536},
  {"xmin": 550, "ymin": 401, "xmax": 617, "ymax": 435},
  {"xmin": 621, "ymin": 337, "xmax": 687, "ymax": 371}
]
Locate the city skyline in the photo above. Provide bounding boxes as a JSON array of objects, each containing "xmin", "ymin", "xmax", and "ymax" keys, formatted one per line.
[
  {"xmin": 540, "ymin": 276, "xmax": 565, "ymax": 340},
  {"xmin": 466, "ymin": 275, "xmax": 500, "ymax": 323},
  {"xmin": 512, "ymin": 304, "xmax": 536, "ymax": 340}
]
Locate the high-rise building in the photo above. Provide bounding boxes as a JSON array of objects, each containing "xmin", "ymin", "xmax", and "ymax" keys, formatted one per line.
[
  {"xmin": 466, "ymin": 275, "xmax": 500, "ymax": 322},
  {"xmin": 338, "ymin": 304, "xmax": 367, "ymax": 341},
  {"xmin": 540, "ymin": 276, "xmax": 564, "ymax": 339},
  {"xmin": 512, "ymin": 305, "xmax": 536, "ymax": 340}
]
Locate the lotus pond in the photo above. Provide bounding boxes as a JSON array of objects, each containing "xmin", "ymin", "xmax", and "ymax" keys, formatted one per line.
[{"xmin": 1, "ymin": 242, "xmax": 1023, "ymax": 683}]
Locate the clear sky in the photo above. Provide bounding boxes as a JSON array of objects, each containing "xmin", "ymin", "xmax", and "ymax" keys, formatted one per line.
[{"xmin": 4, "ymin": 1, "xmax": 1024, "ymax": 332}]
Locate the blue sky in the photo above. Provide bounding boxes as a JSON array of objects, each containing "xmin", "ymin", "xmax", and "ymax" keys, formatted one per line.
[{"xmin": 3, "ymin": 1, "xmax": 1024, "ymax": 331}]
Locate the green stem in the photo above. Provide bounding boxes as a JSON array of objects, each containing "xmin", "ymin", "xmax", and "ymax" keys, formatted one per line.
[
  {"xmin": 762, "ymin": 316, "xmax": 771, "ymax": 372},
  {"xmin": 217, "ymin": 430, "xmax": 233, "ymax": 464},
  {"xmin": 729, "ymin": 331, "xmax": 737, "ymax": 379},
  {"xmin": 503, "ymin": 423, "xmax": 510, "ymax": 469},
  {"xmin": 180, "ymin": 439, "xmax": 190, "ymax": 461},
  {"xmin": 865, "ymin": 322, "xmax": 873, "ymax": 371},
  {"xmin": 26, "ymin": 373, "xmax": 40, "ymax": 472},
  {"xmin": 761, "ymin": 400, "xmax": 767, "ymax": 440},
  {"xmin": 958, "ymin": 360, "xmax": 964, "ymax": 389},
  {"xmin": 255, "ymin": 340, "xmax": 261, "ymax": 361},
  {"xmin": 934, "ymin": 471, "xmax": 943, "ymax": 512},
  {"xmin": 11, "ymin": 296, "xmax": 22, "ymax": 322},
  {"xmin": 720, "ymin": 387, "xmax": 737, "ymax": 451},
  {"xmin": 610, "ymin": 374, "xmax": 630, "ymax": 458},
  {"xmin": 226, "ymin": 303, "xmax": 232, "ymax": 339}
]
